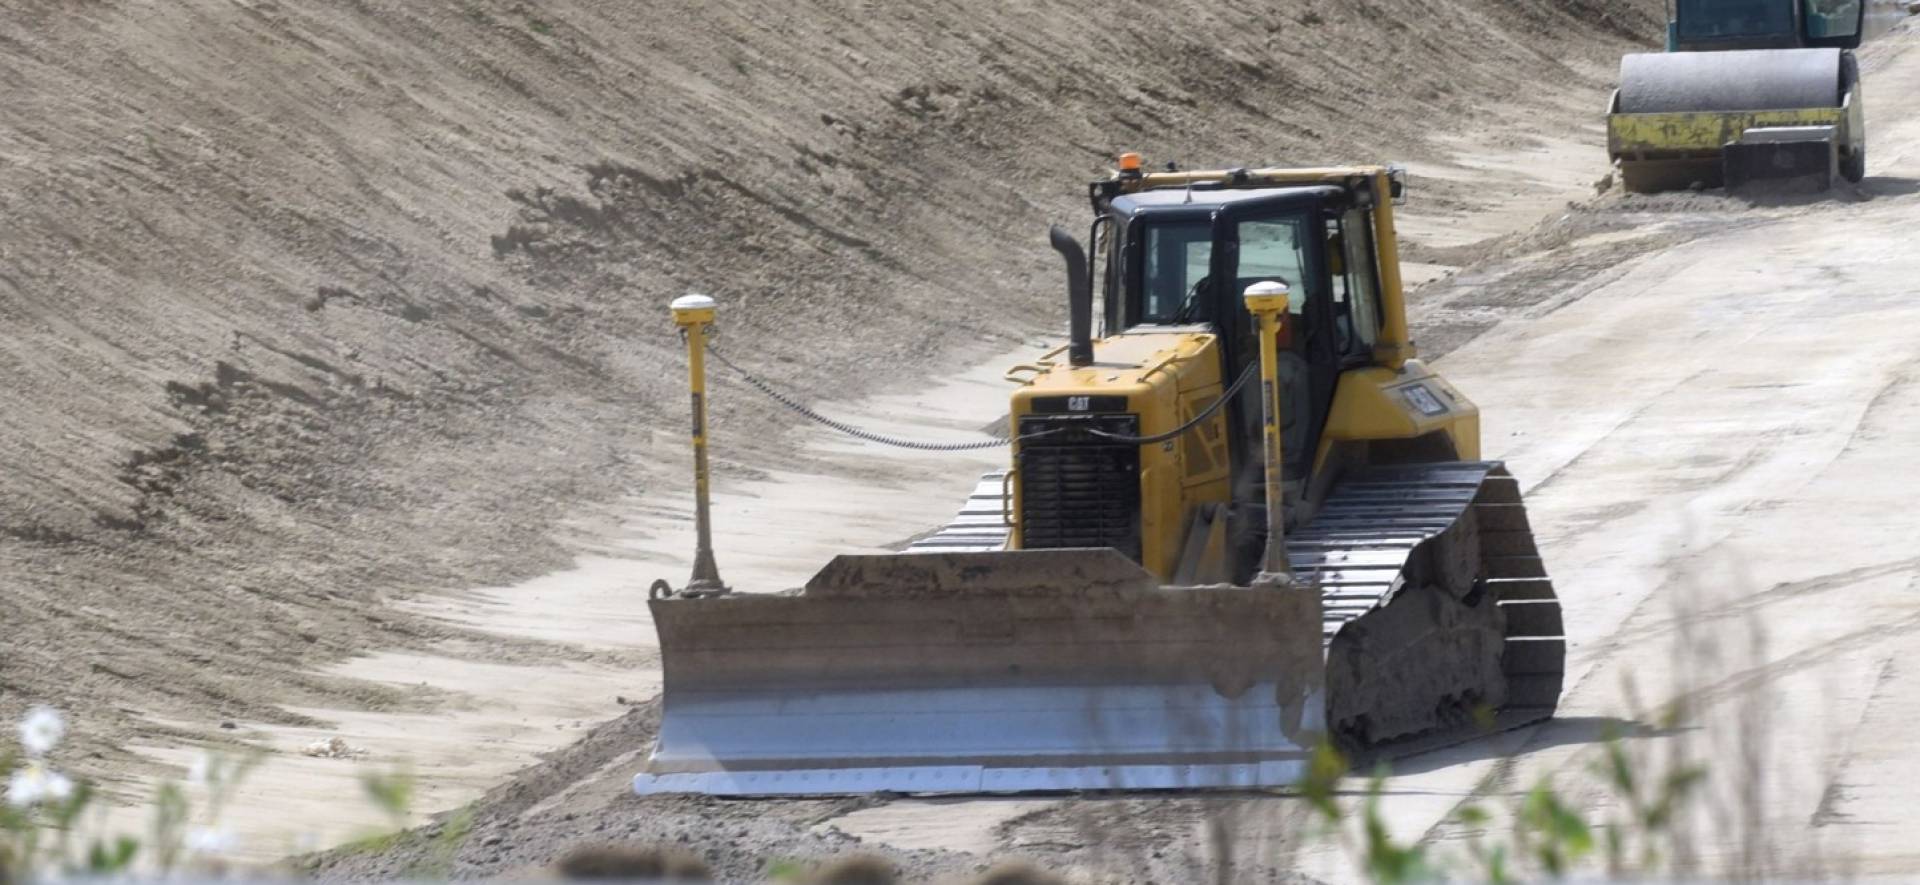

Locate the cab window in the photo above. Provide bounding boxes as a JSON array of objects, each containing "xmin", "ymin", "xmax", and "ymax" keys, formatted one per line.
[
  {"xmin": 1139, "ymin": 220, "xmax": 1212, "ymax": 324},
  {"xmin": 1224, "ymin": 211, "xmax": 1316, "ymax": 373},
  {"xmin": 1235, "ymin": 216, "xmax": 1311, "ymax": 319},
  {"xmin": 1676, "ymin": 0, "xmax": 1795, "ymax": 40},
  {"xmin": 1327, "ymin": 210, "xmax": 1382, "ymax": 358},
  {"xmin": 1807, "ymin": 0, "xmax": 1862, "ymax": 39},
  {"xmin": 1130, "ymin": 209, "xmax": 1315, "ymax": 329}
]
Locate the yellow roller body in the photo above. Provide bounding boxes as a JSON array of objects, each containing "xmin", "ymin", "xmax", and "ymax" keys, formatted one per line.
[
  {"xmin": 1609, "ymin": 104, "xmax": 1846, "ymax": 155},
  {"xmin": 1607, "ymin": 49, "xmax": 1866, "ymax": 192}
]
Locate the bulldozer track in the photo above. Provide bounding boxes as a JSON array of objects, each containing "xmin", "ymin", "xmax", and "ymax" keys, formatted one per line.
[
  {"xmin": 904, "ymin": 472, "xmax": 1020, "ymax": 553},
  {"xmin": 1297, "ymin": 462, "xmax": 1565, "ymax": 762}
]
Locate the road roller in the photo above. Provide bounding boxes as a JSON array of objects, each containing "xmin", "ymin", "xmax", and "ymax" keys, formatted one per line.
[{"xmin": 1608, "ymin": 0, "xmax": 1867, "ymax": 193}]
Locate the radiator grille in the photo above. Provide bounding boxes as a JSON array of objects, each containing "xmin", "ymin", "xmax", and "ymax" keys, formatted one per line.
[{"xmin": 1017, "ymin": 414, "xmax": 1142, "ymax": 559}]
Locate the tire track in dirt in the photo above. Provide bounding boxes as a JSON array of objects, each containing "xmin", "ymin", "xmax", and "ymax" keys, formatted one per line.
[{"xmin": 1291, "ymin": 45, "xmax": 1920, "ymax": 873}]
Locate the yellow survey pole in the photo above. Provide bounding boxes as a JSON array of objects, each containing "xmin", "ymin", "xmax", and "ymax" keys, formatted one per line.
[
  {"xmin": 1244, "ymin": 281, "xmax": 1293, "ymax": 580},
  {"xmin": 671, "ymin": 293, "xmax": 729, "ymax": 597}
]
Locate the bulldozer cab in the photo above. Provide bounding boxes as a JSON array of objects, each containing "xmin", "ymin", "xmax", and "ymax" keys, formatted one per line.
[
  {"xmin": 1670, "ymin": 0, "xmax": 1864, "ymax": 51},
  {"xmin": 1099, "ymin": 183, "xmax": 1386, "ymax": 485}
]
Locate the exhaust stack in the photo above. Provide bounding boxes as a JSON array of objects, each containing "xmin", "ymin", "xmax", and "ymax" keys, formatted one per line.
[{"xmin": 1048, "ymin": 225, "xmax": 1095, "ymax": 368}]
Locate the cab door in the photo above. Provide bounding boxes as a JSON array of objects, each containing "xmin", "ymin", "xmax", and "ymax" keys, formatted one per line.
[{"xmin": 1215, "ymin": 202, "xmax": 1342, "ymax": 485}]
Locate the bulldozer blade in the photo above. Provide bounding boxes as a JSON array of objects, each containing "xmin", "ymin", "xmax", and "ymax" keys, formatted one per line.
[{"xmin": 634, "ymin": 549, "xmax": 1326, "ymax": 796}]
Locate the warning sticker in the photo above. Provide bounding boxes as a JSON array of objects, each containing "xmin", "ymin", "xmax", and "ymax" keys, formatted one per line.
[{"xmin": 1400, "ymin": 385, "xmax": 1449, "ymax": 417}]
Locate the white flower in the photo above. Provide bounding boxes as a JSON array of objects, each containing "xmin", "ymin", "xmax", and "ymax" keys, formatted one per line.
[
  {"xmin": 5, "ymin": 761, "xmax": 75, "ymax": 808},
  {"xmin": 187, "ymin": 751, "xmax": 213, "ymax": 787},
  {"xmin": 18, "ymin": 705, "xmax": 65, "ymax": 757},
  {"xmin": 300, "ymin": 737, "xmax": 364, "ymax": 759},
  {"xmin": 185, "ymin": 826, "xmax": 237, "ymax": 857}
]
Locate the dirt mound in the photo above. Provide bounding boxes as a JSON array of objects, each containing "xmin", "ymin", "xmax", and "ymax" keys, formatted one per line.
[{"xmin": 0, "ymin": 0, "xmax": 1660, "ymax": 777}]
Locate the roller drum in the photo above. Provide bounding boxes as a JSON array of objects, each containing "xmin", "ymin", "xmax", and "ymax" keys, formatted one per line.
[{"xmin": 1618, "ymin": 48, "xmax": 1843, "ymax": 114}]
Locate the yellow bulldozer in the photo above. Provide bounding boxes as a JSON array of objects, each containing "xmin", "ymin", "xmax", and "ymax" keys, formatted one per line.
[
  {"xmin": 1608, "ymin": 0, "xmax": 1868, "ymax": 193},
  {"xmin": 636, "ymin": 161, "xmax": 1565, "ymax": 796}
]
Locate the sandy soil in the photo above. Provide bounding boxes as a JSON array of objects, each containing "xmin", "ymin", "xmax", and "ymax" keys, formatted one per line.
[
  {"xmin": 0, "ymin": 0, "xmax": 1661, "ymax": 784},
  {"xmin": 307, "ymin": 13, "xmax": 1920, "ymax": 885},
  {"xmin": 0, "ymin": 0, "xmax": 1672, "ymax": 861}
]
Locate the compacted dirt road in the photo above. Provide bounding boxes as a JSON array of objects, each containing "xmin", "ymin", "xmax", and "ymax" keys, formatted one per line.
[{"xmin": 1291, "ymin": 27, "xmax": 1920, "ymax": 881}]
